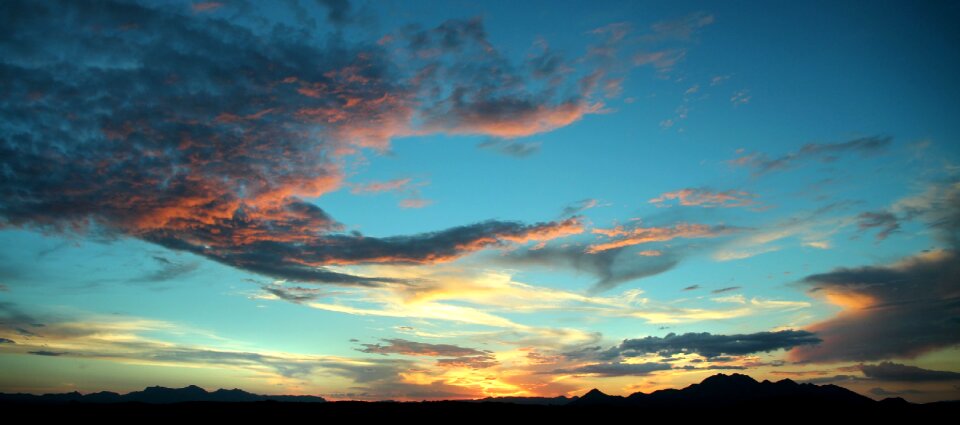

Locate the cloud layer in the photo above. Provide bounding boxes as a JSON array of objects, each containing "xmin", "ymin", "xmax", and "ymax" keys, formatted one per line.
[{"xmin": 0, "ymin": 0, "xmax": 598, "ymax": 285}]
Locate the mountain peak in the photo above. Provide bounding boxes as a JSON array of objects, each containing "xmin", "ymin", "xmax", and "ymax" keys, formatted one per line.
[
  {"xmin": 700, "ymin": 373, "xmax": 758, "ymax": 387},
  {"xmin": 583, "ymin": 388, "xmax": 607, "ymax": 397}
]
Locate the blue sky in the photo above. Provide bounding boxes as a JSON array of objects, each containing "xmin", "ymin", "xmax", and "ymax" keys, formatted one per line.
[{"xmin": 1, "ymin": 0, "xmax": 959, "ymax": 402}]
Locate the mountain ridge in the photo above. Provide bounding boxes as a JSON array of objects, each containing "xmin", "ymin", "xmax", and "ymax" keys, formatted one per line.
[
  {"xmin": 0, "ymin": 373, "xmax": 953, "ymax": 407},
  {"xmin": 0, "ymin": 384, "xmax": 326, "ymax": 404}
]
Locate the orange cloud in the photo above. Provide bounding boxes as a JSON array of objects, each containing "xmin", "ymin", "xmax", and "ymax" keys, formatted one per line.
[
  {"xmin": 399, "ymin": 198, "xmax": 433, "ymax": 209},
  {"xmin": 650, "ymin": 188, "xmax": 758, "ymax": 208},
  {"xmin": 587, "ymin": 223, "xmax": 723, "ymax": 253},
  {"xmin": 424, "ymin": 101, "xmax": 603, "ymax": 139},
  {"xmin": 351, "ymin": 178, "xmax": 414, "ymax": 194}
]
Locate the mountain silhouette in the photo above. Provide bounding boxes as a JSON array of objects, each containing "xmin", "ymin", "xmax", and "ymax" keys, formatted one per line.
[
  {"xmin": 474, "ymin": 395, "xmax": 576, "ymax": 406},
  {"xmin": 2, "ymin": 374, "xmax": 957, "ymax": 420},
  {"xmin": 0, "ymin": 384, "xmax": 325, "ymax": 404},
  {"xmin": 570, "ymin": 373, "xmax": 875, "ymax": 407}
]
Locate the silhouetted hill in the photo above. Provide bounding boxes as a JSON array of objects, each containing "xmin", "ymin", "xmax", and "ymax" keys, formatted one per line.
[
  {"xmin": 569, "ymin": 373, "xmax": 875, "ymax": 408},
  {"xmin": 0, "ymin": 385, "xmax": 325, "ymax": 404},
  {"xmin": 2, "ymin": 374, "xmax": 958, "ymax": 421},
  {"xmin": 473, "ymin": 395, "xmax": 576, "ymax": 405},
  {"xmin": 571, "ymin": 388, "xmax": 626, "ymax": 406}
]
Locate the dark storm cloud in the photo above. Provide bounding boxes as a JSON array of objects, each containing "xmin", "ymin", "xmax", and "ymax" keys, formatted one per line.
[
  {"xmin": 492, "ymin": 244, "xmax": 679, "ymax": 293},
  {"xmin": 0, "ymin": 0, "xmax": 593, "ymax": 286},
  {"xmin": 358, "ymin": 338, "xmax": 489, "ymax": 357},
  {"xmin": 605, "ymin": 330, "xmax": 821, "ymax": 359},
  {"xmin": 548, "ymin": 362, "xmax": 672, "ymax": 377},
  {"xmin": 860, "ymin": 362, "xmax": 960, "ymax": 382},
  {"xmin": 733, "ymin": 136, "xmax": 892, "ymax": 175},
  {"xmin": 857, "ymin": 211, "xmax": 900, "ymax": 241},
  {"xmin": 791, "ymin": 182, "xmax": 960, "ymax": 363}
]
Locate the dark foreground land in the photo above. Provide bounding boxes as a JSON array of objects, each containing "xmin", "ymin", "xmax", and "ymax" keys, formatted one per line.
[
  {"xmin": 3, "ymin": 399, "xmax": 959, "ymax": 421},
  {"xmin": 3, "ymin": 374, "xmax": 957, "ymax": 421}
]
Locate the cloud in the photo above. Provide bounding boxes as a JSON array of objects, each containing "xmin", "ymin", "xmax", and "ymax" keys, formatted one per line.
[
  {"xmin": 711, "ymin": 286, "xmax": 741, "ymax": 294},
  {"xmin": 730, "ymin": 90, "xmax": 751, "ymax": 106},
  {"xmin": 398, "ymin": 198, "xmax": 433, "ymax": 209},
  {"xmin": 358, "ymin": 338, "xmax": 489, "ymax": 357},
  {"xmin": 646, "ymin": 12, "xmax": 714, "ymax": 41},
  {"xmin": 132, "ymin": 256, "xmax": 200, "ymax": 283},
  {"xmin": 28, "ymin": 350, "xmax": 65, "ymax": 356},
  {"xmin": 493, "ymin": 244, "xmax": 680, "ymax": 292},
  {"xmin": 0, "ymin": 301, "xmax": 44, "ymax": 330},
  {"xmin": 548, "ymin": 362, "xmax": 672, "ymax": 377},
  {"xmin": 421, "ymin": 98, "xmax": 603, "ymax": 139},
  {"xmin": 892, "ymin": 181, "xmax": 960, "ymax": 247},
  {"xmin": 856, "ymin": 211, "xmax": 900, "ymax": 240},
  {"xmin": 316, "ymin": 0, "xmax": 351, "ymax": 24},
  {"xmin": 633, "ymin": 50, "xmax": 687, "ymax": 71},
  {"xmin": 650, "ymin": 188, "xmax": 758, "ymax": 208},
  {"xmin": 0, "ymin": 1, "xmax": 600, "ymax": 286},
  {"xmin": 631, "ymin": 12, "xmax": 714, "ymax": 73},
  {"xmin": 790, "ymin": 250, "xmax": 960, "ymax": 362},
  {"xmin": 786, "ymin": 182, "xmax": 960, "ymax": 363},
  {"xmin": 683, "ymin": 285, "xmax": 700, "ymax": 291},
  {"xmin": 0, "ymin": 337, "xmax": 14, "ymax": 344},
  {"xmin": 435, "ymin": 355, "xmax": 499, "ymax": 369},
  {"xmin": 350, "ymin": 178, "xmax": 417, "ymax": 194},
  {"xmin": 258, "ymin": 282, "xmax": 331, "ymax": 303},
  {"xmin": 870, "ymin": 387, "xmax": 926, "ymax": 397},
  {"xmin": 732, "ymin": 136, "xmax": 892, "ymax": 175},
  {"xmin": 561, "ymin": 199, "xmax": 600, "ymax": 217},
  {"xmin": 860, "ymin": 362, "xmax": 960, "ymax": 382},
  {"xmin": 191, "ymin": 2, "xmax": 223, "ymax": 13},
  {"xmin": 606, "ymin": 330, "xmax": 821, "ymax": 359},
  {"xmin": 588, "ymin": 223, "xmax": 736, "ymax": 253},
  {"xmin": 477, "ymin": 138, "xmax": 542, "ymax": 157}
]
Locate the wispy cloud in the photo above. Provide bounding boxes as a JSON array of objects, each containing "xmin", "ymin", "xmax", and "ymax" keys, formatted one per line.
[
  {"xmin": 588, "ymin": 223, "xmax": 737, "ymax": 253},
  {"xmin": 731, "ymin": 136, "xmax": 892, "ymax": 175},
  {"xmin": 650, "ymin": 188, "xmax": 758, "ymax": 208}
]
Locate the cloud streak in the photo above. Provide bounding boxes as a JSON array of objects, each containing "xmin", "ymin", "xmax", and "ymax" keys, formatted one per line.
[
  {"xmin": 650, "ymin": 188, "xmax": 758, "ymax": 208},
  {"xmin": 732, "ymin": 136, "xmax": 892, "ymax": 175}
]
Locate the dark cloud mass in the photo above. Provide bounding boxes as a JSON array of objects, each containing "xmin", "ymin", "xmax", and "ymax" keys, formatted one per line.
[
  {"xmin": 791, "ymin": 182, "xmax": 960, "ymax": 362},
  {"xmin": 606, "ymin": 330, "xmax": 821, "ymax": 359},
  {"xmin": 0, "ymin": 0, "xmax": 594, "ymax": 285},
  {"xmin": 860, "ymin": 362, "xmax": 960, "ymax": 382},
  {"xmin": 791, "ymin": 250, "xmax": 960, "ymax": 362}
]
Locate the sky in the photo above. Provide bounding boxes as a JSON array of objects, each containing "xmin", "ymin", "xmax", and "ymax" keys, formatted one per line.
[{"xmin": 1, "ymin": 0, "xmax": 959, "ymax": 403}]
